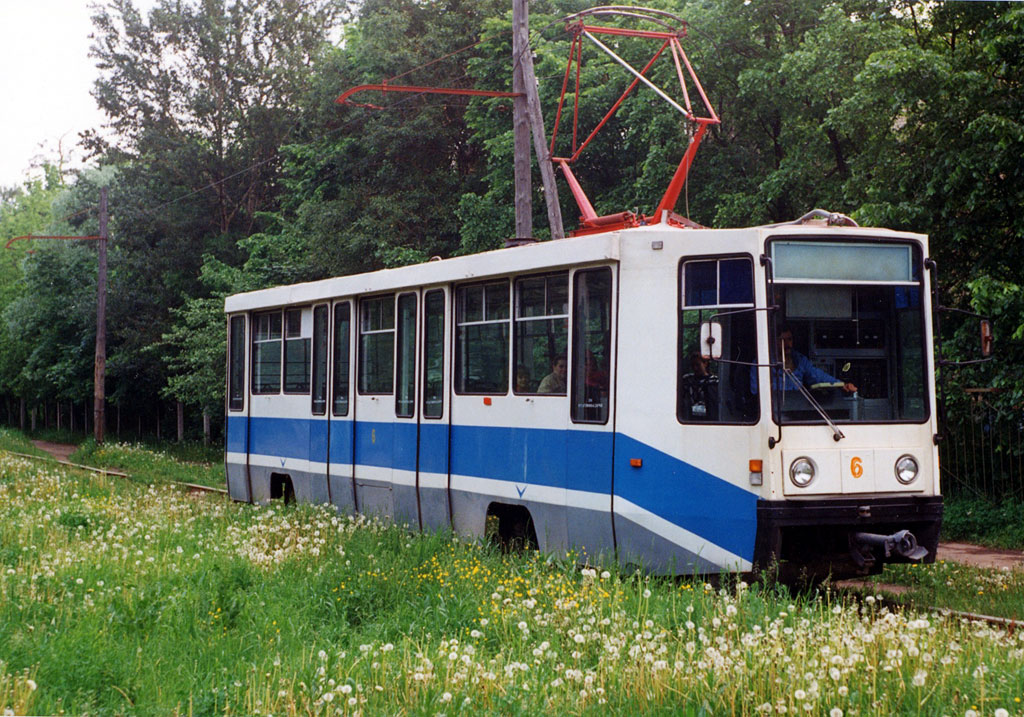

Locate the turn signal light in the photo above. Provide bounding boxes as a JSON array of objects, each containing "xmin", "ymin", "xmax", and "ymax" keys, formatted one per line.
[
  {"xmin": 629, "ymin": 458, "xmax": 643, "ymax": 468},
  {"xmin": 749, "ymin": 459, "xmax": 763, "ymax": 473}
]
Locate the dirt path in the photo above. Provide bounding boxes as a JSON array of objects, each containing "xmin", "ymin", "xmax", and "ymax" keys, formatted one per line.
[
  {"xmin": 936, "ymin": 542, "xmax": 1024, "ymax": 570},
  {"xmin": 31, "ymin": 440, "xmax": 77, "ymax": 463}
]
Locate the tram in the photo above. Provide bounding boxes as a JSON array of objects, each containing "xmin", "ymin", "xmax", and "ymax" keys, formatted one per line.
[{"xmin": 224, "ymin": 212, "xmax": 945, "ymax": 577}]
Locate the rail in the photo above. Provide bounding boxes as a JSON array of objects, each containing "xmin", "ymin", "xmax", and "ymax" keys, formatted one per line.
[{"xmin": 1, "ymin": 449, "xmax": 227, "ymax": 496}]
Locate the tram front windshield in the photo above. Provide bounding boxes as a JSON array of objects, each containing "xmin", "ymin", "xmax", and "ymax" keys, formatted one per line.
[{"xmin": 767, "ymin": 240, "xmax": 928, "ymax": 424}]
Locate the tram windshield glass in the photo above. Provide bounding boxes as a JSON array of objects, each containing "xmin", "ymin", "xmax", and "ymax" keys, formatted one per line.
[{"xmin": 767, "ymin": 239, "xmax": 928, "ymax": 424}]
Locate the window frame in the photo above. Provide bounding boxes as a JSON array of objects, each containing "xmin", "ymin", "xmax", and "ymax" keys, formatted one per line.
[
  {"xmin": 331, "ymin": 300, "xmax": 352, "ymax": 417},
  {"xmin": 358, "ymin": 294, "xmax": 396, "ymax": 395},
  {"xmin": 282, "ymin": 307, "xmax": 312, "ymax": 395},
  {"xmin": 311, "ymin": 304, "xmax": 329, "ymax": 415},
  {"xmin": 570, "ymin": 267, "xmax": 613, "ymax": 424},
  {"xmin": 395, "ymin": 291, "xmax": 418, "ymax": 418},
  {"xmin": 251, "ymin": 310, "xmax": 283, "ymax": 395},
  {"xmin": 228, "ymin": 314, "xmax": 246, "ymax": 411},
  {"xmin": 454, "ymin": 280, "xmax": 511, "ymax": 396},
  {"xmin": 422, "ymin": 289, "xmax": 446, "ymax": 419},
  {"xmin": 677, "ymin": 254, "xmax": 760, "ymax": 426},
  {"xmin": 513, "ymin": 271, "xmax": 570, "ymax": 396}
]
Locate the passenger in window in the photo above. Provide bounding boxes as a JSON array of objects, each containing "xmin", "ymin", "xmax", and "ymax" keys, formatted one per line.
[
  {"xmin": 753, "ymin": 325, "xmax": 857, "ymax": 394},
  {"xmin": 681, "ymin": 352, "xmax": 719, "ymax": 420},
  {"xmin": 537, "ymin": 356, "xmax": 567, "ymax": 394},
  {"xmin": 515, "ymin": 366, "xmax": 533, "ymax": 393}
]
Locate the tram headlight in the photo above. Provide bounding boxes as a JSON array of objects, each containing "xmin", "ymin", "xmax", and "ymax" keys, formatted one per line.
[
  {"xmin": 789, "ymin": 457, "xmax": 816, "ymax": 488},
  {"xmin": 895, "ymin": 455, "xmax": 919, "ymax": 484}
]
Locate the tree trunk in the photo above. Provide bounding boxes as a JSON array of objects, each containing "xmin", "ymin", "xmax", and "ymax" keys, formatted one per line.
[
  {"xmin": 19, "ymin": 398, "xmax": 25, "ymax": 431},
  {"xmin": 71, "ymin": 402, "xmax": 75, "ymax": 433},
  {"xmin": 176, "ymin": 401, "xmax": 184, "ymax": 443},
  {"xmin": 156, "ymin": 409, "xmax": 161, "ymax": 441},
  {"xmin": 30, "ymin": 405, "xmax": 37, "ymax": 432},
  {"xmin": 202, "ymin": 410, "xmax": 210, "ymax": 446},
  {"xmin": 117, "ymin": 404, "xmax": 121, "ymax": 438}
]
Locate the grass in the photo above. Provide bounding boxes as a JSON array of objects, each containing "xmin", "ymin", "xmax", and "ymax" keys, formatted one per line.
[
  {"xmin": 860, "ymin": 561, "xmax": 1024, "ymax": 620},
  {"xmin": 70, "ymin": 438, "xmax": 225, "ymax": 489},
  {"xmin": 2, "ymin": 450, "xmax": 1024, "ymax": 715},
  {"xmin": 0, "ymin": 427, "xmax": 48, "ymax": 457}
]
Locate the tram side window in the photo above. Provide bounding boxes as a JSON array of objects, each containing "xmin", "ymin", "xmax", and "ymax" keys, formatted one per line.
[
  {"xmin": 284, "ymin": 308, "xmax": 311, "ymax": 393},
  {"xmin": 678, "ymin": 257, "xmax": 758, "ymax": 424},
  {"xmin": 228, "ymin": 315, "xmax": 245, "ymax": 410},
  {"xmin": 332, "ymin": 302, "xmax": 351, "ymax": 415},
  {"xmin": 571, "ymin": 268, "xmax": 612, "ymax": 423},
  {"xmin": 360, "ymin": 295, "xmax": 395, "ymax": 394},
  {"xmin": 252, "ymin": 311, "xmax": 282, "ymax": 394},
  {"xmin": 423, "ymin": 290, "xmax": 445, "ymax": 418},
  {"xmin": 396, "ymin": 293, "xmax": 417, "ymax": 417},
  {"xmin": 456, "ymin": 281, "xmax": 509, "ymax": 394},
  {"xmin": 311, "ymin": 305, "xmax": 328, "ymax": 414},
  {"xmin": 514, "ymin": 273, "xmax": 568, "ymax": 394}
]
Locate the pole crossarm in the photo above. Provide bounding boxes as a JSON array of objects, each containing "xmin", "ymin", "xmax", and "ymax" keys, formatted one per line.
[
  {"xmin": 5, "ymin": 235, "xmax": 101, "ymax": 250},
  {"xmin": 337, "ymin": 84, "xmax": 520, "ymax": 109}
]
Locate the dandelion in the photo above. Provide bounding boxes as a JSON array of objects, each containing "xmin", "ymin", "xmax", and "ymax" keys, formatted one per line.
[
  {"xmin": 912, "ymin": 670, "xmax": 926, "ymax": 687},
  {"xmin": 440, "ymin": 692, "xmax": 452, "ymax": 703},
  {"xmin": 340, "ymin": 684, "xmax": 352, "ymax": 695},
  {"xmin": 829, "ymin": 710, "xmax": 842, "ymax": 717}
]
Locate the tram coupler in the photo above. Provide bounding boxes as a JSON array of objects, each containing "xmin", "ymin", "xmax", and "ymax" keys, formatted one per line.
[{"xmin": 849, "ymin": 529, "xmax": 929, "ymax": 568}]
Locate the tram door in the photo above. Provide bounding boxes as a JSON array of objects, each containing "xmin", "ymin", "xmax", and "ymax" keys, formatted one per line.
[
  {"xmin": 417, "ymin": 288, "xmax": 451, "ymax": 531},
  {"xmin": 566, "ymin": 267, "xmax": 616, "ymax": 558},
  {"xmin": 327, "ymin": 300, "xmax": 356, "ymax": 512},
  {"xmin": 309, "ymin": 304, "xmax": 331, "ymax": 503},
  {"xmin": 391, "ymin": 292, "xmax": 421, "ymax": 526},
  {"xmin": 352, "ymin": 294, "xmax": 397, "ymax": 519}
]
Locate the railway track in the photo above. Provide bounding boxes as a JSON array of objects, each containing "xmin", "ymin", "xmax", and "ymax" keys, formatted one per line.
[
  {"xmin": 833, "ymin": 580, "xmax": 1022, "ymax": 632},
  {"xmin": 3, "ymin": 448, "xmax": 228, "ymax": 496}
]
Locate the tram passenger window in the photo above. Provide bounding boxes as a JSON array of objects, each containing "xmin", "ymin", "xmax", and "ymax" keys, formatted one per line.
[
  {"xmin": 332, "ymin": 302, "xmax": 351, "ymax": 415},
  {"xmin": 252, "ymin": 311, "xmax": 282, "ymax": 394},
  {"xmin": 228, "ymin": 315, "xmax": 245, "ymax": 410},
  {"xmin": 678, "ymin": 257, "xmax": 758, "ymax": 424},
  {"xmin": 284, "ymin": 308, "xmax": 311, "ymax": 393},
  {"xmin": 456, "ymin": 281, "xmax": 509, "ymax": 394},
  {"xmin": 423, "ymin": 290, "xmax": 445, "ymax": 418},
  {"xmin": 514, "ymin": 273, "xmax": 568, "ymax": 394},
  {"xmin": 396, "ymin": 293, "xmax": 417, "ymax": 417},
  {"xmin": 311, "ymin": 305, "xmax": 328, "ymax": 414},
  {"xmin": 360, "ymin": 295, "xmax": 395, "ymax": 394},
  {"xmin": 571, "ymin": 268, "xmax": 612, "ymax": 423}
]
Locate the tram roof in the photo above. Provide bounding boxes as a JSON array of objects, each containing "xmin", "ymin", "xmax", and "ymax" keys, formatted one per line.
[
  {"xmin": 224, "ymin": 228, "xmax": 626, "ymax": 313},
  {"xmin": 224, "ymin": 223, "xmax": 928, "ymax": 313}
]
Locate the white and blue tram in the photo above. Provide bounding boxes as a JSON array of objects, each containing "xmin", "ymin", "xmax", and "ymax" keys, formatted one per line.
[{"xmin": 224, "ymin": 216, "xmax": 942, "ymax": 576}]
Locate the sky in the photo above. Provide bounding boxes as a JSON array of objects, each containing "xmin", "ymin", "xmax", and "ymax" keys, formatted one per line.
[{"xmin": 0, "ymin": 0, "xmax": 157, "ymax": 189}]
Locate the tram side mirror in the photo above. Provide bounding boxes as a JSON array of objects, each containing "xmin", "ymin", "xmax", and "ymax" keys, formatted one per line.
[
  {"xmin": 981, "ymin": 319, "xmax": 994, "ymax": 358},
  {"xmin": 700, "ymin": 321, "xmax": 722, "ymax": 360}
]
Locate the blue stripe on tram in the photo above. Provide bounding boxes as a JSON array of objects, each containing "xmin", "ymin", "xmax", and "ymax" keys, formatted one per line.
[{"xmin": 226, "ymin": 416, "xmax": 757, "ymax": 559}]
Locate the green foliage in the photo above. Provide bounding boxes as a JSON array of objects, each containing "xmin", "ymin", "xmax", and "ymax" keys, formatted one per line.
[
  {"xmin": 70, "ymin": 438, "xmax": 225, "ymax": 488},
  {"xmin": 941, "ymin": 496, "xmax": 1024, "ymax": 550}
]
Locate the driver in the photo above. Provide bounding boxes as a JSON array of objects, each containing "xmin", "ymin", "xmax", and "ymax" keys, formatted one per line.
[{"xmin": 753, "ymin": 324, "xmax": 857, "ymax": 394}]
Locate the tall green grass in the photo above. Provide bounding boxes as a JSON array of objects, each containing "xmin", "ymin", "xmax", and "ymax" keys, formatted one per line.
[
  {"xmin": 71, "ymin": 438, "xmax": 225, "ymax": 488},
  {"xmin": 2, "ymin": 450, "xmax": 1024, "ymax": 715}
]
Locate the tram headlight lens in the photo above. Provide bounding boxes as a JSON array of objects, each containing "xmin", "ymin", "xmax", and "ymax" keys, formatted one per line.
[
  {"xmin": 789, "ymin": 457, "xmax": 816, "ymax": 488},
  {"xmin": 895, "ymin": 455, "xmax": 919, "ymax": 484}
]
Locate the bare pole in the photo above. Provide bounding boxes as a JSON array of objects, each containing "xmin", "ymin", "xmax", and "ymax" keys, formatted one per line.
[
  {"xmin": 512, "ymin": 0, "xmax": 533, "ymax": 238},
  {"xmin": 94, "ymin": 187, "xmax": 108, "ymax": 444},
  {"xmin": 513, "ymin": 0, "xmax": 564, "ymax": 239}
]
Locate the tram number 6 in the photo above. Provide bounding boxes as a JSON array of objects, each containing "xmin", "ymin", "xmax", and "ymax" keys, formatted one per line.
[{"xmin": 850, "ymin": 456, "xmax": 863, "ymax": 479}]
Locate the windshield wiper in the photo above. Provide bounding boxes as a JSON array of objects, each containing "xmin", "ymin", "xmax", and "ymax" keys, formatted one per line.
[{"xmin": 782, "ymin": 367, "xmax": 845, "ymax": 442}]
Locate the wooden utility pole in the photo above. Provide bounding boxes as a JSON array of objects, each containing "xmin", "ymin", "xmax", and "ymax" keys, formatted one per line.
[
  {"xmin": 94, "ymin": 187, "xmax": 108, "ymax": 444},
  {"xmin": 512, "ymin": 0, "xmax": 564, "ymax": 240},
  {"xmin": 512, "ymin": 1, "xmax": 532, "ymax": 238}
]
